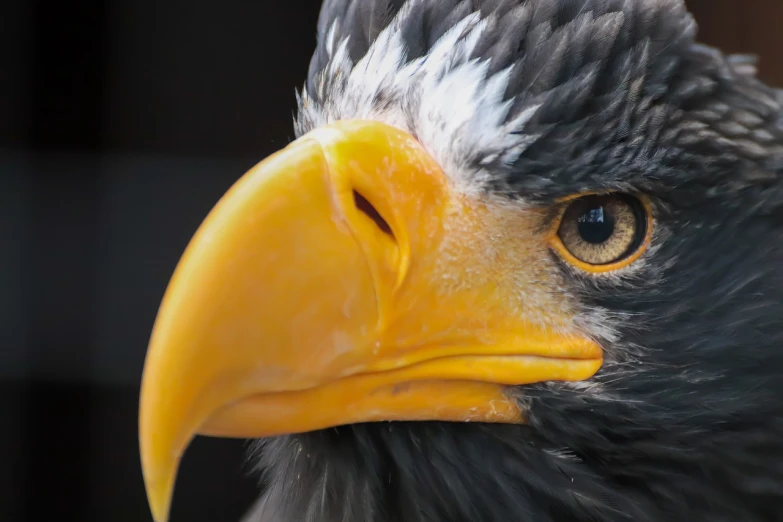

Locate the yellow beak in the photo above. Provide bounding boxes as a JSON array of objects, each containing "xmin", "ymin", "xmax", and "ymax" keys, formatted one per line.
[{"xmin": 139, "ymin": 120, "xmax": 603, "ymax": 522}]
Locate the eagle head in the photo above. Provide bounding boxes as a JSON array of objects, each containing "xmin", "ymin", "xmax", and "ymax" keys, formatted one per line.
[{"xmin": 139, "ymin": 1, "xmax": 783, "ymax": 521}]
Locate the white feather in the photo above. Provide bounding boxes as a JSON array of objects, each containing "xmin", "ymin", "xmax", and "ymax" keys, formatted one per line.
[{"xmin": 296, "ymin": 2, "xmax": 543, "ymax": 195}]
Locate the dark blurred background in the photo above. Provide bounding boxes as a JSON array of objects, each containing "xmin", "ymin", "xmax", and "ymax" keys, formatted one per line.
[{"xmin": 1, "ymin": 1, "xmax": 781, "ymax": 521}]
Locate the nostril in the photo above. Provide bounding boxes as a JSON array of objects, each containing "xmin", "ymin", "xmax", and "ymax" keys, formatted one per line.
[{"xmin": 353, "ymin": 190, "xmax": 394, "ymax": 238}]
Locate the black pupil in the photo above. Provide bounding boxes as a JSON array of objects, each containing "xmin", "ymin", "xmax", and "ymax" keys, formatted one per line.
[{"xmin": 577, "ymin": 204, "xmax": 615, "ymax": 244}]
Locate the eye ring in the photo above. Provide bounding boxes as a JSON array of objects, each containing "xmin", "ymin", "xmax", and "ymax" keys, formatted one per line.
[{"xmin": 548, "ymin": 193, "xmax": 653, "ymax": 273}]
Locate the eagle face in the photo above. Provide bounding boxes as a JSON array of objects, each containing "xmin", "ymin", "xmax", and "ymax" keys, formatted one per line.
[{"xmin": 139, "ymin": 1, "xmax": 783, "ymax": 521}]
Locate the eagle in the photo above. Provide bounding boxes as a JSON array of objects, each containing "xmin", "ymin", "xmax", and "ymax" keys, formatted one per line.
[{"xmin": 138, "ymin": 0, "xmax": 783, "ymax": 521}]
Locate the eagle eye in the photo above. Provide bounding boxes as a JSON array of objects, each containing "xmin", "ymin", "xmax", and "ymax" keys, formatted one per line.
[{"xmin": 551, "ymin": 194, "xmax": 652, "ymax": 272}]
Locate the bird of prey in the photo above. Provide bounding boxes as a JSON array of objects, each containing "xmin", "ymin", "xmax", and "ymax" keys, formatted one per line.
[{"xmin": 139, "ymin": 0, "xmax": 783, "ymax": 521}]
